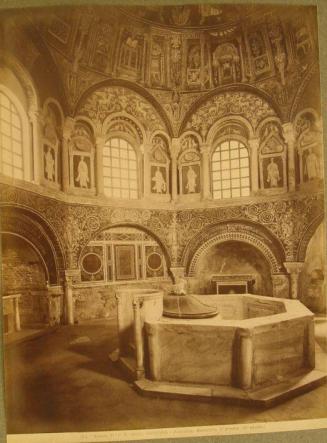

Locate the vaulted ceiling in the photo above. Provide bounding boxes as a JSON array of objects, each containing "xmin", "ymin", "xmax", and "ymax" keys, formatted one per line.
[{"xmin": 0, "ymin": 4, "xmax": 320, "ymax": 122}]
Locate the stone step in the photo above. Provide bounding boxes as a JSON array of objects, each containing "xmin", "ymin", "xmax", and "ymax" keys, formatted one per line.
[{"xmin": 134, "ymin": 369, "xmax": 327, "ymax": 408}]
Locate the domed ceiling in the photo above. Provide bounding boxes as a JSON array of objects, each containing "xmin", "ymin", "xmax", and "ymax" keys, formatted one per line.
[
  {"xmin": 0, "ymin": 4, "xmax": 320, "ymax": 123},
  {"xmin": 118, "ymin": 4, "xmax": 257, "ymax": 29}
]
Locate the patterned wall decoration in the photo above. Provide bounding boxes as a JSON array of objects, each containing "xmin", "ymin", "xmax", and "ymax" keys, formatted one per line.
[
  {"xmin": 77, "ymin": 86, "xmax": 166, "ymax": 134},
  {"xmin": 151, "ymin": 89, "xmax": 200, "ymax": 136},
  {"xmin": 187, "ymin": 226, "xmax": 282, "ymax": 276},
  {"xmin": 177, "ymin": 195, "xmax": 324, "ymax": 265},
  {"xmin": 0, "ymin": 185, "xmax": 174, "ymax": 271},
  {"xmin": 1, "ymin": 185, "xmax": 323, "ymax": 279},
  {"xmin": 184, "ymin": 91, "xmax": 276, "ymax": 138}
]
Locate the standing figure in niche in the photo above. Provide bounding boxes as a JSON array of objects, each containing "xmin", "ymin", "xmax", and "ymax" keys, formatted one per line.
[
  {"xmin": 304, "ymin": 148, "xmax": 319, "ymax": 180},
  {"xmin": 266, "ymin": 157, "xmax": 280, "ymax": 187},
  {"xmin": 152, "ymin": 166, "xmax": 167, "ymax": 193},
  {"xmin": 186, "ymin": 165, "xmax": 197, "ymax": 193},
  {"xmin": 76, "ymin": 156, "xmax": 89, "ymax": 188},
  {"xmin": 44, "ymin": 146, "xmax": 55, "ymax": 181}
]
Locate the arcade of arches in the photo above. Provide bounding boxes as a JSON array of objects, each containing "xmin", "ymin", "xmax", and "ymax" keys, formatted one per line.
[{"xmin": 0, "ymin": 4, "xmax": 326, "ymax": 335}]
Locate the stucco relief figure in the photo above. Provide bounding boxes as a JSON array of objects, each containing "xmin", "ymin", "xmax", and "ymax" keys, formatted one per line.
[
  {"xmin": 152, "ymin": 166, "xmax": 166, "ymax": 193},
  {"xmin": 186, "ymin": 165, "xmax": 197, "ymax": 193},
  {"xmin": 266, "ymin": 157, "xmax": 280, "ymax": 187},
  {"xmin": 44, "ymin": 146, "xmax": 55, "ymax": 181},
  {"xmin": 76, "ymin": 156, "xmax": 89, "ymax": 188},
  {"xmin": 151, "ymin": 41, "xmax": 163, "ymax": 85},
  {"xmin": 304, "ymin": 148, "xmax": 319, "ymax": 180},
  {"xmin": 170, "ymin": 36, "xmax": 182, "ymax": 86}
]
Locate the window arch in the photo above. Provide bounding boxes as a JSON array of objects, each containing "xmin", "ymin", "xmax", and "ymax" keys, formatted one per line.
[
  {"xmin": 103, "ymin": 137, "xmax": 138, "ymax": 199},
  {"xmin": 211, "ymin": 139, "xmax": 250, "ymax": 199},
  {"xmin": 0, "ymin": 90, "xmax": 24, "ymax": 179}
]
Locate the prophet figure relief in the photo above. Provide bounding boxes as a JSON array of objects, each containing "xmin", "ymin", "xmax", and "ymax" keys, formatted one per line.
[
  {"xmin": 304, "ymin": 148, "xmax": 319, "ymax": 180},
  {"xmin": 152, "ymin": 166, "xmax": 167, "ymax": 193},
  {"xmin": 266, "ymin": 157, "xmax": 280, "ymax": 187},
  {"xmin": 44, "ymin": 146, "xmax": 55, "ymax": 181},
  {"xmin": 76, "ymin": 156, "xmax": 89, "ymax": 188},
  {"xmin": 186, "ymin": 165, "xmax": 197, "ymax": 193}
]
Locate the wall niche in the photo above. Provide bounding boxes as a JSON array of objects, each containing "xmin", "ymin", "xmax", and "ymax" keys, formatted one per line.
[
  {"xmin": 189, "ymin": 240, "xmax": 273, "ymax": 296},
  {"xmin": 1, "ymin": 234, "xmax": 49, "ymax": 327}
]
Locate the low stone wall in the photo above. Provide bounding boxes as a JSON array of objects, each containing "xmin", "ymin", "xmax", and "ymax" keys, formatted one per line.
[
  {"xmin": 72, "ymin": 280, "xmax": 171, "ymax": 322},
  {"xmin": 145, "ymin": 294, "xmax": 315, "ymax": 390}
]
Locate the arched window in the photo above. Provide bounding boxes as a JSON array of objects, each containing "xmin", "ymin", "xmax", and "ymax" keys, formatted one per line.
[
  {"xmin": 212, "ymin": 139, "xmax": 250, "ymax": 199},
  {"xmin": 103, "ymin": 137, "xmax": 138, "ymax": 199},
  {"xmin": 0, "ymin": 90, "xmax": 23, "ymax": 179}
]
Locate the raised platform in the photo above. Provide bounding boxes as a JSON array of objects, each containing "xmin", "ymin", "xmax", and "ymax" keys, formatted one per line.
[{"xmin": 135, "ymin": 369, "xmax": 327, "ymax": 408}]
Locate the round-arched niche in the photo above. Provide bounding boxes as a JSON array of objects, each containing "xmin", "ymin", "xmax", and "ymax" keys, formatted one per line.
[{"xmin": 189, "ymin": 240, "xmax": 273, "ymax": 296}]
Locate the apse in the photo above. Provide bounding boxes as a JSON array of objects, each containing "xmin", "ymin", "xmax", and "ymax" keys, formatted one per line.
[
  {"xmin": 1, "ymin": 234, "xmax": 49, "ymax": 328},
  {"xmin": 192, "ymin": 240, "xmax": 273, "ymax": 296}
]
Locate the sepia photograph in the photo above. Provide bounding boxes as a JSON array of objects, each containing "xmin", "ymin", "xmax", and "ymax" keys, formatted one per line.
[{"xmin": 0, "ymin": 1, "xmax": 326, "ymax": 442}]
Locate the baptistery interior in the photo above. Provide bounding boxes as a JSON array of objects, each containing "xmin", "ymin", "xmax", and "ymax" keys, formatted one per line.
[{"xmin": 0, "ymin": 2, "xmax": 326, "ymax": 435}]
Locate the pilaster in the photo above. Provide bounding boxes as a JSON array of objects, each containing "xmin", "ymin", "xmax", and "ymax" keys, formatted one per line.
[
  {"xmin": 62, "ymin": 117, "xmax": 75, "ymax": 193},
  {"xmin": 283, "ymin": 122, "xmax": 296, "ymax": 192},
  {"xmin": 284, "ymin": 262, "xmax": 304, "ymax": 299},
  {"xmin": 248, "ymin": 137, "xmax": 259, "ymax": 193},
  {"xmin": 95, "ymin": 135, "xmax": 105, "ymax": 196},
  {"xmin": 171, "ymin": 138, "xmax": 181, "ymax": 202},
  {"xmin": 200, "ymin": 143, "xmax": 211, "ymax": 200}
]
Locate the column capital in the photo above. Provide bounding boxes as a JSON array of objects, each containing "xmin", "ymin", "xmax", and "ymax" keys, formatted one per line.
[
  {"xmin": 171, "ymin": 137, "xmax": 181, "ymax": 159},
  {"xmin": 64, "ymin": 269, "xmax": 81, "ymax": 285},
  {"xmin": 248, "ymin": 137, "xmax": 260, "ymax": 148},
  {"xmin": 95, "ymin": 135, "xmax": 105, "ymax": 147},
  {"xmin": 237, "ymin": 328, "xmax": 253, "ymax": 339},
  {"xmin": 284, "ymin": 262, "xmax": 304, "ymax": 275},
  {"xmin": 47, "ymin": 284, "xmax": 64, "ymax": 297},
  {"xmin": 200, "ymin": 143, "xmax": 210, "ymax": 155},
  {"xmin": 282, "ymin": 122, "xmax": 295, "ymax": 142},
  {"xmin": 27, "ymin": 106, "xmax": 42, "ymax": 123},
  {"xmin": 63, "ymin": 117, "xmax": 75, "ymax": 141},
  {"xmin": 284, "ymin": 262, "xmax": 304, "ymax": 299}
]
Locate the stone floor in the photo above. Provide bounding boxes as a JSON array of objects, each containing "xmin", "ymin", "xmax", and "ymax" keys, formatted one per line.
[
  {"xmin": 3, "ymin": 317, "xmax": 327, "ymax": 435},
  {"xmin": 3, "ymin": 325, "xmax": 58, "ymax": 346}
]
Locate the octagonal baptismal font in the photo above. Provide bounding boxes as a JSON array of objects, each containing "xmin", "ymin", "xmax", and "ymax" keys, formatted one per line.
[{"xmin": 111, "ymin": 288, "xmax": 327, "ymax": 407}]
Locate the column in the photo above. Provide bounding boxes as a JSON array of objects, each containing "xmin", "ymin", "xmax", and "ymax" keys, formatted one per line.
[
  {"xmin": 143, "ymin": 142, "xmax": 152, "ymax": 199},
  {"xmin": 47, "ymin": 284, "xmax": 64, "ymax": 326},
  {"xmin": 62, "ymin": 117, "xmax": 75, "ymax": 193},
  {"xmin": 133, "ymin": 297, "xmax": 145, "ymax": 379},
  {"xmin": 170, "ymin": 212, "xmax": 179, "ymax": 266},
  {"xmin": 237, "ymin": 329, "xmax": 253, "ymax": 389},
  {"xmin": 284, "ymin": 262, "xmax": 304, "ymax": 299},
  {"xmin": 200, "ymin": 144, "xmax": 211, "ymax": 200},
  {"xmin": 171, "ymin": 138, "xmax": 180, "ymax": 202},
  {"xmin": 248, "ymin": 137, "xmax": 259, "ymax": 193},
  {"xmin": 283, "ymin": 122, "xmax": 296, "ymax": 192},
  {"xmin": 95, "ymin": 136, "xmax": 105, "ymax": 196},
  {"xmin": 114, "ymin": 292, "xmax": 123, "ymax": 357},
  {"xmin": 145, "ymin": 322, "xmax": 161, "ymax": 380},
  {"xmin": 14, "ymin": 295, "xmax": 21, "ymax": 331},
  {"xmin": 64, "ymin": 269, "xmax": 79, "ymax": 325},
  {"xmin": 304, "ymin": 319, "xmax": 315, "ymax": 369},
  {"xmin": 28, "ymin": 107, "xmax": 42, "ymax": 184}
]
